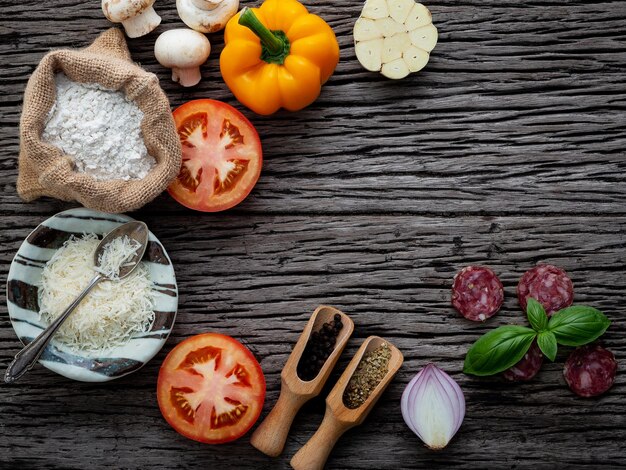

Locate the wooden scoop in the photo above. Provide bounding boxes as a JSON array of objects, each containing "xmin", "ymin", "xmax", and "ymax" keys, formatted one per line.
[
  {"xmin": 290, "ymin": 336, "xmax": 403, "ymax": 470},
  {"xmin": 250, "ymin": 305, "xmax": 354, "ymax": 457}
]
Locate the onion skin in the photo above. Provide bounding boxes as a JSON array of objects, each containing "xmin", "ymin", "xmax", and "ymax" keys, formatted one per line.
[{"xmin": 401, "ymin": 363, "xmax": 465, "ymax": 450}]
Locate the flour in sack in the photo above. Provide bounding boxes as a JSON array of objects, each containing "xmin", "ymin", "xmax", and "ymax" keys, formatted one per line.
[{"xmin": 43, "ymin": 73, "xmax": 156, "ymax": 181}]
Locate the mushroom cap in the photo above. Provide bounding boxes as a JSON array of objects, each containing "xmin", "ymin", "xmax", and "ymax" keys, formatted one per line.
[
  {"xmin": 176, "ymin": 0, "xmax": 239, "ymax": 33},
  {"xmin": 102, "ymin": 0, "xmax": 156, "ymax": 22},
  {"xmin": 154, "ymin": 29, "xmax": 212, "ymax": 68}
]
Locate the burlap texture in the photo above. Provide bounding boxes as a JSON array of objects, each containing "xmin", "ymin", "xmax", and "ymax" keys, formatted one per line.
[{"xmin": 17, "ymin": 28, "xmax": 182, "ymax": 213}]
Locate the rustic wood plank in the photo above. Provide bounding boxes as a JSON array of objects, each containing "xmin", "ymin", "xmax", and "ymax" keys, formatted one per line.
[
  {"xmin": 0, "ymin": 0, "xmax": 625, "ymax": 468},
  {"xmin": 0, "ymin": 1, "xmax": 625, "ymax": 215},
  {"xmin": 0, "ymin": 215, "xmax": 625, "ymax": 468}
]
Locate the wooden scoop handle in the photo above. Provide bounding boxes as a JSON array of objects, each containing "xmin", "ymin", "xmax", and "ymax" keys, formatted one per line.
[
  {"xmin": 251, "ymin": 385, "xmax": 309, "ymax": 457},
  {"xmin": 290, "ymin": 408, "xmax": 350, "ymax": 470}
]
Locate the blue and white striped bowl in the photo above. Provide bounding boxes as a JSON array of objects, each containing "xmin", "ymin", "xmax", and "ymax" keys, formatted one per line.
[{"xmin": 6, "ymin": 208, "xmax": 178, "ymax": 382}]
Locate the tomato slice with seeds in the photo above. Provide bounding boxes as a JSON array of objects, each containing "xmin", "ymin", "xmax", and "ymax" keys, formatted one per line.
[
  {"xmin": 157, "ymin": 333, "xmax": 266, "ymax": 444},
  {"xmin": 168, "ymin": 100, "xmax": 262, "ymax": 212}
]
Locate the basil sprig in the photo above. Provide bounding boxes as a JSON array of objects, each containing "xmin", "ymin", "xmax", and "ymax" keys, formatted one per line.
[
  {"xmin": 547, "ymin": 305, "xmax": 610, "ymax": 346},
  {"xmin": 463, "ymin": 326, "xmax": 536, "ymax": 376},
  {"xmin": 463, "ymin": 298, "xmax": 611, "ymax": 376},
  {"xmin": 537, "ymin": 331, "xmax": 557, "ymax": 361},
  {"xmin": 526, "ymin": 298, "xmax": 548, "ymax": 332}
]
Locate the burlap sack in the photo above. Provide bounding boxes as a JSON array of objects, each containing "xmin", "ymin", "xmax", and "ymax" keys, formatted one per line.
[{"xmin": 17, "ymin": 28, "xmax": 182, "ymax": 213}]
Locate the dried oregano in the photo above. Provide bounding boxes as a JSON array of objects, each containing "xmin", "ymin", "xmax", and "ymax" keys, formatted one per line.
[{"xmin": 343, "ymin": 343, "xmax": 391, "ymax": 409}]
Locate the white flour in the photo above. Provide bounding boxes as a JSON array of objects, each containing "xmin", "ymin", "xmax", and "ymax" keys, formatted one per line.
[{"xmin": 43, "ymin": 73, "xmax": 156, "ymax": 181}]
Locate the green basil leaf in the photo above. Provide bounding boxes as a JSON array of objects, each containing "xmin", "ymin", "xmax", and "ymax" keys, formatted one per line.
[
  {"xmin": 464, "ymin": 326, "xmax": 537, "ymax": 376},
  {"xmin": 526, "ymin": 298, "xmax": 548, "ymax": 332},
  {"xmin": 548, "ymin": 305, "xmax": 611, "ymax": 346},
  {"xmin": 537, "ymin": 331, "xmax": 557, "ymax": 361}
]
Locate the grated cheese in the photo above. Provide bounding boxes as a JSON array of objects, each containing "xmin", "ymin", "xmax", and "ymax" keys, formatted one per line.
[
  {"xmin": 38, "ymin": 234, "xmax": 154, "ymax": 354},
  {"xmin": 94, "ymin": 235, "xmax": 141, "ymax": 280}
]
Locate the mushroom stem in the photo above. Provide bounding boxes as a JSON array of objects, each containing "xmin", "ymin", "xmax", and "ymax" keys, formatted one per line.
[
  {"xmin": 191, "ymin": 0, "xmax": 223, "ymax": 10},
  {"xmin": 121, "ymin": 6, "xmax": 161, "ymax": 38},
  {"xmin": 172, "ymin": 67, "xmax": 202, "ymax": 87}
]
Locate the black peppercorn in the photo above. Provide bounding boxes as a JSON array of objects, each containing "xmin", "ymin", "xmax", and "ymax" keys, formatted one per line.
[{"xmin": 297, "ymin": 318, "xmax": 345, "ymax": 381}]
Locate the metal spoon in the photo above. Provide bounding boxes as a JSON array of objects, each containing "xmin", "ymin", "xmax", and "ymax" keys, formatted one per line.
[{"xmin": 4, "ymin": 221, "xmax": 150, "ymax": 384}]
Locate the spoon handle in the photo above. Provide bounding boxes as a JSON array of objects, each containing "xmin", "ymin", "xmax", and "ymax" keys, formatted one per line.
[
  {"xmin": 251, "ymin": 383, "xmax": 309, "ymax": 457},
  {"xmin": 4, "ymin": 274, "xmax": 103, "ymax": 383},
  {"xmin": 290, "ymin": 407, "xmax": 351, "ymax": 470}
]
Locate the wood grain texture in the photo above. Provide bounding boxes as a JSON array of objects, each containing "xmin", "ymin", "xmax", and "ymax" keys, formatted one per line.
[{"xmin": 0, "ymin": 0, "xmax": 625, "ymax": 468}]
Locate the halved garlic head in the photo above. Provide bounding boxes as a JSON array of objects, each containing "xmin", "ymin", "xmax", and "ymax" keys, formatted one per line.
[{"xmin": 354, "ymin": 0, "xmax": 437, "ymax": 79}]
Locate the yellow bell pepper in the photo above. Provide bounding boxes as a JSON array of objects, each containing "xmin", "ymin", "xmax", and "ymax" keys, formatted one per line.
[{"xmin": 220, "ymin": 0, "xmax": 340, "ymax": 115}]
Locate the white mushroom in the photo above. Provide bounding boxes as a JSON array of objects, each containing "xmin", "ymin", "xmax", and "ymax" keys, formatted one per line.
[
  {"xmin": 102, "ymin": 0, "xmax": 161, "ymax": 38},
  {"xmin": 176, "ymin": 0, "xmax": 239, "ymax": 33},
  {"xmin": 154, "ymin": 29, "xmax": 211, "ymax": 87}
]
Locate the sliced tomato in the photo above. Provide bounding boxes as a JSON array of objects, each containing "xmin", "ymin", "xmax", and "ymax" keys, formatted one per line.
[
  {"xmin": 157, "ymin": 333, "xmax": 265, "ymax": 444},
  {"xmin": 168, "ymin": 100, "xmax": 262, "ymax": 212}
]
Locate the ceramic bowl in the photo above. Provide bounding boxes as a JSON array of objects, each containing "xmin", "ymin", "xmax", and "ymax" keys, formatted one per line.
[{"xmin": 6, "ymin": 208, "xmax": 178, "ymax": 382}]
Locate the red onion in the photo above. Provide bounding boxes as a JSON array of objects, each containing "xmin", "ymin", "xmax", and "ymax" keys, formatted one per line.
[{"xmin": 401, "ymin": 363, "xmax": 465, "ymax": 450}]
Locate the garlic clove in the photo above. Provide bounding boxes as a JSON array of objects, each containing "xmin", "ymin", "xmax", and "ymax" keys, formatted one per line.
[
  {"xmin": 388, "ymin": 0, "xmax": 415, "ymax": 24},
  {"xmin": 381, "ymin": 58, "xmax": 409, "ymax": 79},
  {"xmin": 405, "ymin": 2, "xmax": 432, "ymax": 30},
  {"xmin": 409, "ymin": 23, "xmax": 438, "ymax": 52},
  {"xmin": 403, "ymin": 45, "xmax": 429, "ymax": 72},
  {"xmin": 353, "ymin": 18, "xmax": 384, "ymax": 42},
  {"xmin": 362, "ymin": 0, "xmax": 389, "ymax": 20},
  {"xmin": 375, "ymin": 17, "xmax": 406, "ymax": 38},
  {"xmin": 381, "ymin": 33, "xmax": 410, "ymax": 63},
  {"xmin": 355, "ymin": 39, "xmax": 383, "ymax": 72}
]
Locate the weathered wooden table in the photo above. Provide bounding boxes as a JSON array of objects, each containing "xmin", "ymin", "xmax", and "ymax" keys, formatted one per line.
[{"xmin": 1, "ymin": 0, "xmax": 625, "ymax": 468}]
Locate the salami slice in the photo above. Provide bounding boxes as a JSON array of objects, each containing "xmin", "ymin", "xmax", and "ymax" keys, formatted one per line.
[
  {"xmin": 517, "ymin": 264, "xmax": 573, "ymax": 316},
  {"xmin": 452, "ymin": 266, "xmax": 504, "ymax": 321},
  {"xmin": 563, "ymin": 344, "xmax": 617, "ymax": 397},
  {"xmin": 503, "ymin": 341, "xmax": 543, "ymax": 382}
]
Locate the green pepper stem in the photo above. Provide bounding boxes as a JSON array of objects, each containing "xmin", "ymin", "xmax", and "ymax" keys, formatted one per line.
[{"xmin": 238, "ymin": 7, "xmax": 283, "ymax": 55}]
